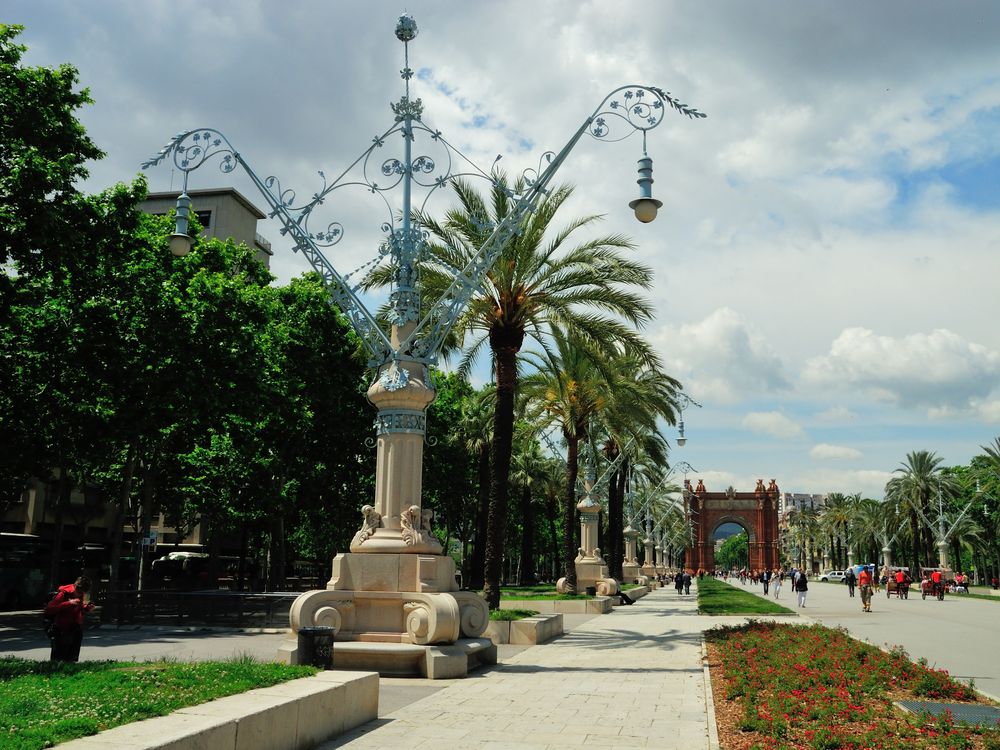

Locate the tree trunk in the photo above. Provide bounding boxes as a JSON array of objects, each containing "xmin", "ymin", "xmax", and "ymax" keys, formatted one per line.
[
  {"xmin": 108, "ymin": 442, "xmax": 138, "ymax": 602},
  {"xmin": 268, "ymin": 515, "xmax": 286, "ymax": 591},
  {"xmin": 483, "ymin": 344, "xmax": 518, "ymax": 609},
  {"xmin": 47, "ymin": 466, "xmax": 72, "ymax": 590},
  {"xmin": 608, "ymin": 460, "xmax": 626, "ymax": 581},
  {"xmin": 135, "ymin": 456, "xmax": 157, "ymax": 591},
  {"xmin": 909, "ymin": 507, "xmax": 921, "ymax": 576},
  {"xmin": 517, "ymin": 484, "xmax": 536, "ymax": 586},
  {"xmin": 922, "ymin": 523, "xmax": 935, "ymax": 567},
  {"xmin": 546, "ymin": 494, "xmax": 560, "ymax": 582},
  {"xmin": 237, "ymin": 521, "xmax": 249, "ymax": 591},
  {"xmin": 467, "ymin": 447, "xmax": 490, "ymax": 589},
  {"xmin": 561, "ymin": 434, "xmax": 580, "ymax": 591}
]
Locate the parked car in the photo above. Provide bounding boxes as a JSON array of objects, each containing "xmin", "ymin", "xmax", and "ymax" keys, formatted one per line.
[{"xmin": 819, "ymin": 570, "xmax": 846, "ymax": 582}]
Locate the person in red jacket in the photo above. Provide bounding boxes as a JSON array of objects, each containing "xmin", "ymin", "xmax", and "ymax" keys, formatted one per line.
[
  {"xmin": 44, "ymin": 575, "xmax": 95, "ymax": 662},
  {"xmin": 858, "ymin": 567, "xmax": 873, "ymax": 613}
]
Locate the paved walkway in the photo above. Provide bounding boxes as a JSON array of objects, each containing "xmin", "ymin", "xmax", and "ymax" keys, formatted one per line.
[{"xmin": 318, "ymin": 585, "xmax": 719, "ymax": 750}]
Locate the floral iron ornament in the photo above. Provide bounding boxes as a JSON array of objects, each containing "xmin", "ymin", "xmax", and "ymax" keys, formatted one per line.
[{"xmin": 143, "ymin": 14, "xmax": 705, "ymax": 375}]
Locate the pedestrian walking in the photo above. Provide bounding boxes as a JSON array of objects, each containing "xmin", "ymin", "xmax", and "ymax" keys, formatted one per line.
[
  {"xmin": 794, "ymin": 571, "xmax": 808, "ymax": 608},
  {"xmin": 844, "ymin": 567, "xmax": 856, "ymax": 598},
  {"xmin": 44, "ymin": 575, "xmax": 96, "ymax": 662},
  {"xmin": 761, "ymin": 568, "xmax": 771, "ymax": 595},
  {"xmin": 858, "ymin": 566, "xmax": 873, "ymax": 613},
  {"xmin": 682, "ymin": 570, "xmax": 691, "ymax": 595},
  {"xmin": 772, "ymin": 568, "xmax": 782, "ymax": 599},
  {"xmin": 674, "ymin": 571, "xmax": 684, "ymax": 595}
]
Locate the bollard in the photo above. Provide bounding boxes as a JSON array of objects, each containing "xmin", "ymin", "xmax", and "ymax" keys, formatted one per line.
[{"xmin": 297, "ymin": 626, "xmax": 335, "ymax": 669}]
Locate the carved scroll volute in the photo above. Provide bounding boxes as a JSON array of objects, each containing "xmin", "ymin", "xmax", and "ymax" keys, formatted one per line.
[
  {"xmin": 453, "ymin": 592, "xmax": 489, "ymax": 637},
  {"xmin": 596, "ymin": 577, "xmax": 619, "ymax": 596},
  {"xmin": 402, "ymin": 594, "xmax": 460, "ymax": 645},
  {"xmin": 289, "ymin": 590, "xmax": 355, "ymax": 636}
]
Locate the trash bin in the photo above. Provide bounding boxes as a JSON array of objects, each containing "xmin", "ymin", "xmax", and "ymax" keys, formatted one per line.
[
  {"xmin": 297, "ymin": 626, "xmax": 335, "ymax": 669},
  {"xmin": 585, "ymin": 586, "xmax": 597, "ymax": 596}
]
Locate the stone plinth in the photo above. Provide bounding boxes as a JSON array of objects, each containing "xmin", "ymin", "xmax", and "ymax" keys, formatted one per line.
[
  {"xmin": 556, "ymin": 495, "xmax": 618, "ymax": 596},
  {"xmin": 280, "ymin": 551, "xmax": 490, "ymax": 678}
]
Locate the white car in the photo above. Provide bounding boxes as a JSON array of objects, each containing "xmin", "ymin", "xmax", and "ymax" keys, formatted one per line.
[{"xmin": 819, "ymin": 570, "xmax": 846, "ymax": 582}]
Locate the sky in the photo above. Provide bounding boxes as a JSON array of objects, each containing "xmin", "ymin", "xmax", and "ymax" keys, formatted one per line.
[{"xmin": 9, "ymin": 1, "xmax": 1000, "ymax": 499}]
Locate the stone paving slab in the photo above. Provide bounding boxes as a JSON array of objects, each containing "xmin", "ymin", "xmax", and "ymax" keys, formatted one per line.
[{"xmin": 317, "ymin": 585, "xmax": 718, "ymax": 750}]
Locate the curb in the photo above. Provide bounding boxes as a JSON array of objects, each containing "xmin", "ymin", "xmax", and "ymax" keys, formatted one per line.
[
  {"xmin": 95, "ymin": 624, "xmax": 290, "ymax": 634},
  {"xmin": 701, "ymin": 636, "xmax": 721, "ymax": 750}
]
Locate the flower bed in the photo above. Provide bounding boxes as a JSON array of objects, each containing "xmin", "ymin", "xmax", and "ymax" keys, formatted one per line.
[{"xmin": 705, "ymin": 621, "xmax": 999, "ymax": 749}]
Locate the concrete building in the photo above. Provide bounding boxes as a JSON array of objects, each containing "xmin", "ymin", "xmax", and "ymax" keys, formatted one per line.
[
  {"xmin": 141, "ymin": 188, "xmax": 273, "ymax": 268},
  {"xmin": 777, "ymin": 492, "xmax": 826, "ymax": 516}
]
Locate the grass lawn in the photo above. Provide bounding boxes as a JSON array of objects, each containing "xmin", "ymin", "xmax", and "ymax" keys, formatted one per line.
[
  {"xmin": 706, "ymin": 620, "xmax": 998, "ymax": 749},
  {"xmin": 697, "ymin": 576, "xmax": 795, "ymax": 615},
  {"xmin": 0, "ymin": 656, "xmax": 316, "ymax": 750},
  {"xmin": 494, "ymin": 585, "xmax": 592, "ymax": 600}
]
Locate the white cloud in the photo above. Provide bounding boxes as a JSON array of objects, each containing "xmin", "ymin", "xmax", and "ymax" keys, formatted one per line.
[
  {"xmin": 803, "ymin": 328, "xmax": 1000, "ymax": 412},
  {"xmin": 815, "ymin": 406, "xmax": 858, "ymax": 423},
  {"xmin": 971, "ymin": 399, "xmax": 1000, "ymax": 424},
  {"xmin": 653, "ymin": 308, "xmax": 788, "ymax": 404},
  {"xmin": 742, "ymin": 411, "xmax": 805, "ymax": 439},
  {"xmin": 810, "ymin": 443, "xmax": 863, "ymax": 461}
]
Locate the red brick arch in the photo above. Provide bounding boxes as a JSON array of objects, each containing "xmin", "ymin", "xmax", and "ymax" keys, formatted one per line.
[{"xmin": 684, "ymin": 478, "xmax": 780, "ymax": 572}]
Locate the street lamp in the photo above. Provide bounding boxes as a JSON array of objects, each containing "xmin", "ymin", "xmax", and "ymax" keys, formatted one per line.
[
  {"xmin": 143, "ymin": 14, "xmax": 704, "ymax": 672},
  {"xmin": 674, "ymin": 392, "xmax": 702, "ymax": 446}
]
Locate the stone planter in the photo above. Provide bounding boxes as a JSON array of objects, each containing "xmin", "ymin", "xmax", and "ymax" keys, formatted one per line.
[{"xmin": 484, "ymin": 613, "xmax": 563, "ymax": 645}]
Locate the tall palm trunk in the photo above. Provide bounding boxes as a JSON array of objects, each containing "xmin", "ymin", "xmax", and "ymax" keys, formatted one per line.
[
  {"xmin": 562, "ymin": 433, "xmax": 580, "ymax": 591},
  {"xmin": 608, "ymin": 461, "xmax": 625, "ymax": 580},
  {"xmin": 467, "ymin": 446, "xmax": 490, "ymax": 589},
  {"xmin": 484, "ymin": 343, "xmax": 519, "ymax": 609},
  {"xmin": 547, "ymin": 502, "xmax": 560, "ymax": 581},
  {"xmin": 909, "ymin": 507, "xmax": 921, "ymax": 575},
  {"xmin": 517, "ymin": 484, "xmax": 536, "ymax": 586}
]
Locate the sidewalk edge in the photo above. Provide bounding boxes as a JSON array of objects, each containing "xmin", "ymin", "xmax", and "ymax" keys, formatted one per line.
[{"xmin": 701, "ymin": 635, "xmax": 721, "ymax": 750}]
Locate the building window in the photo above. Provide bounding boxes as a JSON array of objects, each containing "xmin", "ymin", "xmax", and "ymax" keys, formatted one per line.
[{"xmin": 195, "ymin": 210, "xmax": 212, "ymax": 230}]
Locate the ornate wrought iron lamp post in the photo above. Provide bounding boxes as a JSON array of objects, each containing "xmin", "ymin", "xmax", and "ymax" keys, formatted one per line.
[{"xmin": 144, "ymin": 15, "xmax": 703, "ymax": 676}]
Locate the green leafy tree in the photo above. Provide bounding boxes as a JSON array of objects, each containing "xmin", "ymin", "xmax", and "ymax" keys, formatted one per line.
[
  {"xmin": 0, "ymin": 24, "xmax": 103, "ymax": 275},
  {"xmin": 424, "ymin": 370, "xmax": 479, "ymax": 566},
  {"xmin": 716, "ymin": 531, "xmax": 749, "ymax": 570}
]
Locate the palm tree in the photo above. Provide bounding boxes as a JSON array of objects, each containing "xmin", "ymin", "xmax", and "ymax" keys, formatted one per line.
[
  {"xmin": 520, "ymin": 329, "xmax": 619, "ymax": 592},
  {"xmin": 456, "ymin": 385, "xmax": 494, "ymax": 589},
  {"xmin": 820, "ymin": 493, "xmax": 851, "ymax": 568},
  {"xmin": 885, "ymin": 450, "xmax": 954, "ymax": 574},
  {"xmin": 510, "ymin": 426, "xmax": 547, "ymax": 586},
  {"xmin": 415, "ymin": 176, "xmax": 655, "ymax": 608}
]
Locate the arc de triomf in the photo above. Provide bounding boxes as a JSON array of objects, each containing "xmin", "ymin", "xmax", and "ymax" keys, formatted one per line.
[{"xmin": 684, "ymin": 478, "xmax": 780, "ymax": 571}]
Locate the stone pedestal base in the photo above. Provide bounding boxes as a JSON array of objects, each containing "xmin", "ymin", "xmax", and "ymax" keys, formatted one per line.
[
  {"xmin": 640, "ymin": 563, "xmax": 655, "ymax": 579},
  {"xmin": 328, "ymin": 551, "xmax": 458, "ymax": 594},
  {"xmin": 278, "ymin": 637, "xmax": 496, "ymax": 679},
  {"xmin": 622, "ymin": 562, "xmax": 641, "ymax": 584},
  {"xmin": 279, "ymin": 553, "xmax": 490, "ymax": 679},
  {"xmin": 556, "ymin": 559, "xmax": 619, "ymax": 596}
]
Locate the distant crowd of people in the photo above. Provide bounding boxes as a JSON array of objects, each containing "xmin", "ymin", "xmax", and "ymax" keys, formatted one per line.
[{"xmin": 707, "ymin": 563, "xmax": 982, "ymax": 614}]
